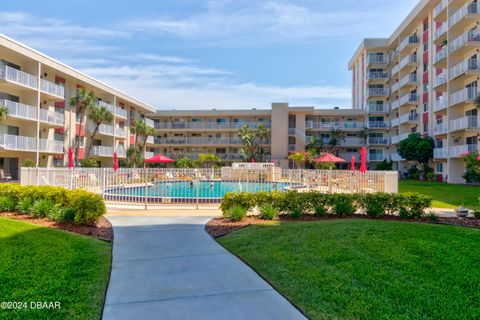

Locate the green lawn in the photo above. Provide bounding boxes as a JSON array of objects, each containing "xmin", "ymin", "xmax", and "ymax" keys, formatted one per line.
[
  {"xmin": 0, "ymin": 217, "xmax": 111, "ymax": 320},
  {"xmin": 219, "ymin": 220, "xmax": 480, "ymax": 320},
  {"xmin": 399, "ymin": 179, "xmax": 480, "ymax": 209}
]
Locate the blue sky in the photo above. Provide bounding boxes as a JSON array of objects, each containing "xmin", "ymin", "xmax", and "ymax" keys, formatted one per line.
[{"xmin": 2, "ymin": 0, "xmax": 419, "ymax": 110}]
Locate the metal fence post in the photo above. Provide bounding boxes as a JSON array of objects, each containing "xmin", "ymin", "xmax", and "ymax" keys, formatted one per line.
[
  {"xmin": 328, "ymin": 170, "xmax": 332, "ymax": 194},
  {"xmin": 196, "ymin": 179, "xmax": 199, "ymax": 210},
  {"xmin": 144, "ymin": 169, "xmax": 148, "ymax": 210},
  {"xmin": 102, "ymin": 168, "xmax": 106, "ymax": 198}
]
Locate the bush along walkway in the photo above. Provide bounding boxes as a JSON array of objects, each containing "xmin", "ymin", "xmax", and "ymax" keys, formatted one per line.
[{"xmin": 103, "ymin": 215, "xmax": 305, "ymax": 320}]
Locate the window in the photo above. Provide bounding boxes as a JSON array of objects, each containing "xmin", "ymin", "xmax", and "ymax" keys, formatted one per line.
[
  {"xmin": 423, "ymin": 63, "xmax": 428, "ymax": 72},
  {"xmin": 423, "ymin": 43, "xmax": 428, "ymax": 52},
  {"xmin": 436, "ymin": 163, "xmax": 443, "ymax": 173},
  {"xmin": 423, "ymin": 20, "xmax": 429, "ymax": 32},
  {"xmin": 424, "ymin": 103, "xmax": 428, "ymax": 112}
]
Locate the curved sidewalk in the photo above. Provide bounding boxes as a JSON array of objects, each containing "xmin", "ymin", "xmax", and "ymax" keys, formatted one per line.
[{"xmin": 103, "ymin": 215, "xmax": 305, "ymax": 320}]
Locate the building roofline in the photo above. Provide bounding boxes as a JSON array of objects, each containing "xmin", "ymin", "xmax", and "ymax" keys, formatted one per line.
[{"xmin": 0, "ymin": 33, "xmax": 157, "ymax": 113}]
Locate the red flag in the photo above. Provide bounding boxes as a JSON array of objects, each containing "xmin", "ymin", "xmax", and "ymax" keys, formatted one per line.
[
  {"xmin": 113, "ymin": 152, "xmax": 119, "ymax": 172},
  {"xmin": 359, "ymin": 147, "xmax": 367, "ymax": 173},
  {"xmin": 68, "ymin": 147, "xmax": 74, "ymax": 169},
  {"xmin": 351, "ymin": 156, "xmax": 356, "ymax": 171}
]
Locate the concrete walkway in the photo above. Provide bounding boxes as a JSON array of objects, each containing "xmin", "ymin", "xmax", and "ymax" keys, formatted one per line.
[{"xmin": 102, "ymin": 215, "xmax": 305, "ymax": 320}]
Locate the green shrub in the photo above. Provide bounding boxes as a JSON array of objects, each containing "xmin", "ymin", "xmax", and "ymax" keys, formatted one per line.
[
  {"xmin": 277, "ymin": 191, "xmax": 306, "ymax": 218},
  {"xmin": 47, "ymin": 207, "xmax": 76, "ymax": 223},
  {"xmin": 258, "ymin": 204, "xmax": 278, "ymax": 220},
  {"xmin": 32, "ymin": 199, "xmax": 55, "ymax": 218},
  {"xmin": 397, "ymin": 192, "xmax": 432, "ymax": 219},
  {"xmin": 224, "ymin": 205, "xmax": 247, "ymax": 222},
  {"xmin": 16, "ymin": 197, "xmax": 34, "ymax": 214},
  {"xmin": 472, "ymin": 208, "xmax": 480, "ymax": 219},
  {"xmin": 69, "ymin": 190, "xmax": 106, "ymax": 225},
  {"xmin": 331, "ymin": 194, "xmax": 357, "ymax": 216},
  {"xmin": 307, "ymin": 192, "xmax": 330, "ymax": 216},
  {"xmin": 362, "ymin": 193, "xmax": 391, "ymax": 218},
  {"xmin": 221, "ymin": 192, "xmax": 257, "ymax": 214},
  {"xmin": 424, "ymin": 212, "xmax": 439, "ymax": 222},
  {"xmin": 0, "ymin": 196, "xmax": 16, "ymax": 212}
]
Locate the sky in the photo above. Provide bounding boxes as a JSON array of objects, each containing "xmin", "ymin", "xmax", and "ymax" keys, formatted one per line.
[{"xmin": 2, "ymin": 0, "xmax": 419, "ymax": 110}]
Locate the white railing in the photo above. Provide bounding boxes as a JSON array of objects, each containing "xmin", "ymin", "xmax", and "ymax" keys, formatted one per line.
[
  {"xmin": 116, "ymin": 146, "xmax": 126, "ymax": 158},
  {"xmin": 154, "ymin": 137, "xmax": 265, "ymax": 145},
  {"xmin": 0, "ymin": 99, "xmax": 37, "ymax": 121},
  {"xmin": 450, "ymin": 2, "xmax": 480, "ymax": 28},
  {"xmin": 450, "ymin": 144, "xmax": 478, "ymax": 157},
  {"xmin": 367, "ymin": 71, "xmax": 389, "ymax": 80},
  {"xmin": 115, "ymin": 107, "xmax": 128, "ymax": 118},
  {"xmin": 434, "ymin": 148, "xmax": 448, "ymax": 159},
  {"xmin": 368, "ymin": 153, "xmax": 386, "ymax": 161},
  {"xmin": 115, "ymin": 126, "xmax": 126, "ymax": 137},
  {"xmin": 91, "ymin": 145, "xmax": 114, "ymax": 157},
  {"xmin": 0, "ymin": 65, "xmax": 38, "ymax": 89},
  {"xmin": 368, "ymin": 121, "xmax": 389, "ymax": 129},
  {"xmin": 391, "ymin": 153, "xmax": 405, "ymax": 161},
  {"xmin": 98, "ymin": 101, "xmax": 114, "ymax": 113},
  {"xmin": 399, "ymin": 35, "xmax": 419, "ymax": 51},
  {"xmin": 391, "ymin": 117, "xmax": 400, "ymax": 127},
  {"xmin": 399, "ymin": 113, "xmax": 418, "ymax": 125},
  {"xmin": 399, "ymin": 53, "xmax": 417, "ymax": 70},
  {"xmin": 367, "ymin": 87, "xmax": 389, "ymax": 96},
  {"xmin": 433, "ymin": 72, "xmax": 448, "ymax": 87},
  {"xmin": 39, "ymin": 108, "xmax": 64, "ymax": 126},
  {"xmin": 143, "ymin": 118, "xmax": 155, "ymax": 128},
  {"xmin": 0, "ymin": 134, "xmax": 37, "ymax": 151},
  {"xmin": 434, "ymin": 47, "xmax": 448, "ymax": 64},
  {"xmin": 399, "ymin": 73, "xmax": 417, "ymax": 89},
  {"xmin": 144, "ymin": 151, "xmax": 154, "ymax": 159},
  {"xmin": 391, "ymin": 132, "xmax": 410, "ymax": 144},
  {"xmin": 434, "ymin": 0, "xmax": 448, "ymax": 18},
  {"xmin": 392, "ymin": 82, "xmax": 400, "ymax": 93},
  {"xmin": 88, "ymin": 123, "xmax": 115, "ymax": 136},
  {"xmin": 368, "ymin": 137, "xmax": 389, "ymax": 145},
  {"xmin": 391, "ymin": 99, "xmax": 400, "ymax": 111},
  {"xmin": 433, "ymin": 120, "xmax": 448, "ymax": 135},
  {"xmin": 154, "ymin": 121, "xmax": 271, "ymax": 130},
  {"xmin": 449, "ymin": 87, "xmax": 477, "ymax": 106},
  {"xmin": 40, "ymin": 79, "xmax": 64, "ymax": 98},
  {"xmin": 434, "ymin": 23, "xmax": 448, "ymax": 41},
  {"xmin": 449, "ymin": 116, "xmax": 479, "ymax": 131},
  {"xmin": 20, "ymin": 167, "xmax": 399, "ymax": 207},
  {"xmin": 38, "ymin": 139, "xmax": 63, "ymax": 153},
  {"xmin": 399, "ymin": 93, "xmax": 418, "ymax": 106},
  {"xmin": 433, "ymin": 96, "xmax": 448, "ymax": 112},
  {"xmin": 367, "ymin": 103, "xmax": 388, "ymax": 113},
  {"xmin": 450, "ymin": 29, "xmax": 480, "ymax": 53},
  {"xmin": 450, "ymin": 59, "xmax": 478, "ymax": 80},
  {"xmin": 367, "ymin": 55, "xmax": 389, "ymax": 64},
  {"xmin": 145, "ymin": 136, "xmax": 154, "ymax": 144},
  {"xmin": 343, "ymin": 137, "xmax": 364, "ymax": 145},
  {"xmin": 392, "ymin": 64, "xmax": 400, "ymax": 76},
  {"xmin": 309, "ymin": 121, "xmax": 364, "ymax": 130}
]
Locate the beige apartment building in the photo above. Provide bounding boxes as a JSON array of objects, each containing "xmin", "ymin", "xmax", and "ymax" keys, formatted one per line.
[
  {"xmin": 349, "ymin": 0, "xmax": 480, "ymax": 183},
  {"xmin": 0, "ymin": 35, "xmax": 155, "ymax": 179}
]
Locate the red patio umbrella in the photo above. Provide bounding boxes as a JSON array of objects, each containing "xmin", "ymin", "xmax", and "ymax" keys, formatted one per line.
[
  {"xmin": 351, "ymin": 155, "xmax": 356, "ymax": 171},
  {"xmin": 314, "ymin": 153, "xmax": 346, "ymax": 163},
  {"xmin": 359, "ymin": 147, "xmax": 367, "ymax": 173},
  {"xmin": 113, "ymin": 152, "xmax": 119, "ymax": 172},
  {"xmin": 68, "ymin": 147, "xmax": 74, "ymax": 169},
  {"xmin": 144, "ymin": 154, "xmax": 174, "ymax": 163}
]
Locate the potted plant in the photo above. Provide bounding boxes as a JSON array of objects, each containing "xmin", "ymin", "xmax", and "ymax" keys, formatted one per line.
[{"xmin": 455, "ymin": 204, "xmax": 469, "ymax": 218}]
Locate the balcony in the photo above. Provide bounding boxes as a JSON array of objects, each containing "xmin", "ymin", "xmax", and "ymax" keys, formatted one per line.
[
  {"xmin": 367, "ymin": 71, "xmax": 389, "ymax": 80},
  {"xmin": 391, "ymin": 132, "xmax": 410, "ymax": 144},
  {"xmin": 368, "ymin": 153, "xmax": 386, "ymax": 162},
  {"xmin": 367, "ymin": 121, "xmax": 389, "ymax": 129},
  {"xmin": 39, "ymin": 108, "xmax": 65, "ymax": 126},
  {"xmin": 433, "ymin": 121, "xmax": 449, "ymax": 135},
  {"xmin": 391, "ymin": 64, "xmax": 400, "ymax": 76},
  {"xmin": 399, "ymin": 113, "xmax": 418, "ymax": 125},
  {"xmin": 433, "ymin": 96, "xmax": 448, "ymax": 112},
  {"xmin": 91, "ymin": 145, "xmax": 114, "ymax": 157},
  {"xmin": 449, "ymin": 58, "xmax": 479, "ymax": 80},
  {"xmin": 450, "ymin": 30, "xmax": 480, "ymax": 54},
  {"xmin": 434, "ymin": 47, "xmax": 448, "ymax": 65},
  {"xmin": 367, "ymin": 87, "xmax": 389, "ymax": 97},
  {"xmin": 0, "ymin": 99, "xmax": 37, "ymax": 122},
  {"xmin": 399, "ymin": 53, "xmax": 417, "ymax": 70},
  {"xmin": 0, "ymin": 134, "xmax": 62, "ymax": 153},
  {"xmin": 367, "ymin": 102, "xmax": 388, "ymax": 113},
  {"xmin": 98, "ymin": 101, "xmax": 114, "ymax": 113},
  {"xmin": 143, "ymin": 118, "xmax": 154, "ymax": 128},
  {"xmin": 153, "ymin": 137, "xmax": 265, "ymax": 145},
  {"xmin": 38, "ymin": 139, "xmax": 63, "ymax": 153},
  {"xmin": 399, "ymin": 35, "xmax": 419, "ymax": 51},
  {"xmin": 0, "ymin": 65, "xmax": 38, "ymax": 90},
  {"xmin": 391, "ymin": 153, "xmax": 405, "ymax": 161},
  {"xmin": 368, "ymin": 137, "xmax": 389, "ymax": 145},
  {"xmin": 115, "ymin": 107, "xmax": 128, "ymax": 119},
  {"xmin": 116, "ymin": 146, "xmax": 126, "ymax": 158},
  {"xmin": 433, "ymin": 72, "xmax": 448, "ymax": 88},
  {"xmin": 144, "ymin": 151, "xmax": 154, "ymax": 159},
  {"xmin": 88, "ymin": 123, "xmax": 114, "ymax": 136},
  {"xmin": 145, "ymin": 136, "xmax": 154, "ymax": 144},
  {"xmin": 343, "ymin": 137, "xmax": 364, "ymax": 145},
  {"xmin": 449, "ymin": 116, "xmax": 480, "ymax": 132},
  {"xmin": 309, "ymin": 121, "xmax": 364, "ymax": 130},
  {"xmin": 399, "ymin": 93, "xmax": 418, "ymax": 106},
  {"xmin": 367, "ymin": 55, "xmax": 389, "ymax": 65},
  {"xmin": 154, "ymin": 121, "xmax": 271, "ymax": 130},
  {"xmin": 115, "ymin": 126, "xmax": 126, "ymax": 137},
  {"xmin": 398, "ymin": 73, "xmax": 417, "ymax": 89},
  {"xmin": 433, "ymin": 23, "xmax": 447, "ymax": 41},
  {"xmin": 450, "ymin": 144, "xmax": 479, "ymax": 158},
  {"xmin": 40, "ymin": 79, "xmax": 64, "ymax": 99},
  {"xmin": 391, "ymin": 99, "xmax": 400, "ymax": 111},
  {"xmin": 433, "ymin": 0, "xmax": 448, "ymax": 19},
  {"xmin": 433, "ymin": 148, "xmax": 448, "ymax": 159},
  {"xmin": 449, "ymin": 2, "xmax": 480, "ymax": 29},
  {"xmin": 449, "ymin": 87, "xmax": 477, "ymax": 107}
]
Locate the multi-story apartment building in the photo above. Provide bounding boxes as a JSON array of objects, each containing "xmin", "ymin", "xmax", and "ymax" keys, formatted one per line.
[
  {"xmin": 349, "ymin": 0, "xmax": 480, "ymax": 183},
  {"xmin": 0, "ymin": 35, "xmax": 155, "ymax": 179}
]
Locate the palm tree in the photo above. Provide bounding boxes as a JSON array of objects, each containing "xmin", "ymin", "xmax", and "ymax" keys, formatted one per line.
[
  {"xmin": 140, "ymin": 126, "xmax": 155, "ymax": 158},
  {"xmin": 196, "ymin": 153, "xmax": 221, "ymax": 168},
  {"xmin": 0, "ymin": 104, "xmax": 8, "ymax": 122},
  {"xmin": 84, "ymin": 105, "xmax": 113, "ymax": 160},
  {"xmin": 130, "ymin": 119, "xmax": 146, "ymax": 150},
  {"xmin": 69, "ymin": 88, "xmax": 98, "ymax": 161},
  {"xmin": 238, "ymin": 124, "xmax": 271, "ymax": 162},
  {"xmin": 288, "ymin": 151, "xmax": 308, "ymax": 169},
  {"xmin": 328, "ymin": 128, "xmax": 345, "ymax": 154},
  {"xmin": 358, "ymin": 127, "xmax": 369, "ymax": 146}
]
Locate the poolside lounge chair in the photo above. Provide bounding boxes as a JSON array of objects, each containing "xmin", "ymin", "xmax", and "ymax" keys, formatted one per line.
[{"xmin": 0, "ymin": 169, "xmax": 12, "ymax": 182}]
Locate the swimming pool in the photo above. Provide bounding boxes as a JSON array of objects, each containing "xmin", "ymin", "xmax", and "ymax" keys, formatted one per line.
[{"xmin": 104, "ymin": 180, "xmax": 299, "ymax": 203}]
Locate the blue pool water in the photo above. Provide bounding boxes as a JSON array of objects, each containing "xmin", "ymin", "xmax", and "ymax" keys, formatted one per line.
[{"xmin": 106, "ymin": 180, "xmax": 296, "ymax": 199}]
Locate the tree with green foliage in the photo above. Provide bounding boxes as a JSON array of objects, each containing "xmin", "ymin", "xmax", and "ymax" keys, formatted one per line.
[
  {"xmin": 126, "ymin": 146, "xmax": 142, "ymax": 168},
  {"xmin": 288, "ymin": 151, "xmax": 309, "ymax": 169},
  {"xmin": 85, "ymin": 105, "xmax": 113, "ymax": 160},
  {"xmin": 398, "ymin": 133, "xmax": 434, "ymax": 173},
  {"xmin": 196, "ymin": 153, "xmax": 221, "ymax": 168},
  {"xmin": 0, "ymin": 104, "xmax": 8, "ymax": 122},
  {"xmin": 375, "ymin": 159, "xmax": 393, "ymax": 171},
  {"xmin": 305, "ymin": 136, "xmax": 326, "ymax": 156},
  {"xmin": 328, "ymin": 128, "xmax": 345, "ymax": 154},
  {"xmin": 358, "ymin": 127, "xmax": 369, "ymax": 146},
  {"xmin": 174, "ymin": 157, "xmax": 197, "ymax": 168},
  {"xmin": 462, "ymin": 152, "xmax": 480, "ymax": 183},
  {"xmin": 238, "ymin": 124, "xmax": 270, "ymax": 162},
  {"xmin": 68, "ymin": 88, "xmax": 98, "ymax": 162}
]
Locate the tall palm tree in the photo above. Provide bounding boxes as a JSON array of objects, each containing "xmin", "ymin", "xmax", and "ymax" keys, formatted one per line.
[
  {"xmin": 288, "ymin": 151, "xmax": 308, "ymax": 169},
  {"xmin": 358, "ymin": 127, "xmax": 369, "ymax": 146},
  {"xmin": 0, "ymin": 104, "xmax": 8, "ymax": 122},
  {"xmin": 84, "ymin": 105, "xmax": 113, "ymax": 160},
  {"xmin": 69, "ymin": 88, "xmax": 98, "ymax": 161},
  {"xmin": 130, "ymin": 119, "xmax": 147, "ymax": 150},
  {"xmin": 328, "ymin": 128, "xmax": 345, "ymax": 154},
  {"xmin": 239, "ymin": 125, "xmax": 256, "ymax": 161},
  {"xmin": 140, "ymin": 126, "xmax": 155, "ymax": 158}
]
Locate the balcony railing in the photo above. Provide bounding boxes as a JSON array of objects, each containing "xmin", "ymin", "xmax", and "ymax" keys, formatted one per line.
[
  {"xmin": 115, "ymin": 107, "xmax": 128, "ymax": 118},
  {"xmin": 399, "ymin": 53, "xmax": 417, "ymax": 70},
  {"xmin": 391, "ymin": 133, "xmax": 410, "ymax": 144},
  {"xmin": 39, "ymin": 108, "xmax": 64, "ymax": 126},
  {"xmin": 0, "ymin": 134, "xmax": 62, "ymax": 153},
  {"xmin": 399, "ymin": 35, "xmax": 419, "ymax": 51},
  {"xmin": 399, "ymin": 93, "xmax": 418, "ymax": 106},
  {"xmin": 434, "ymin": 47, "xmax": 448, "ymax": 64},
  {"xmin": 98, "ymin": 101, "xmax": 114, "ymax": 113},
  {"xmin": 433, "ymin": 0, "xmax": 448, "ymax": 18},
  {"xmin": 449, "ymin": 87, "xmax": 477, "ymax": 106},
  {"xmin": 91, "ymin": 146, "xmax": 114, "ymax": 157},
  {"xmin": 367, "ymin": 55, "xmax": 389, "ymax": 64},
  {"xmin": 143, "ymin": 118, "xmax": 155, "ymax": 128},
  {"xmin": 450, "ymin": 30, "xmax": 480, "ymax": 53},
  {"xmin": 117, "ymin": 146, "xmax": 126, "ymax": 158},
  {"xmin": 38, "ymin": 139, "xmax": 63, "ymax": 153},
  {"xmin": 153, "ymin": 137, "xmax": 268, "ymax": 145},
  {"xmin": 367, "ymin": 87, "xmax": 389, "ymax": 96},
  {"xmin": 368, "ymin": 153, "xmax": 386, "ymax": 161},
  {"xmin": 154, "ymin": 121, "xmax": 271, "ymax": 130},
  {"xmin": 450, "ymin": 2, "xmax": 480, "ymax": 29},
  {"xmin": 449, "ymin": 116, "xmax": 480, "ymax": 132},
  {"xmin": 144, "ymin": 151, "xmax": 154, "ymax": 159},
  {"xmin": 88, "ymin": 123, "xmax": 114, "ymax": 136},
  {"xmin": 368, "ymin": 137, "xmax": 389, "ymax": 145},
  {"xmin": 367, "ymin": 102, "xmax": 388, "ymax": 113},
  {"xmin": 40, "ymin": 79, "xmax": 64, "ymax": 98},
  {"xmin": 450, "ymin": 144, "xmax": 479, "ymax": 157},
  {"xmin": 449, "ymin": 58, "xmax": 479, "ymax": 80},
  {"xmin": 0, "ymin": 99, "xmax": 37, "ymax": 121},
  {"xmin": 433, "ymin": 72, "xmax": 448, "ymax": 87},
  {"xmin": 391, "ymin": 64, "xmax": 400, "ymax": 76},
  {"xmin": 391, "ymin": 153, "xmax": 405, "ymax": 161},
  {"xmin": 433, "ymin": 96, "xmax": 448, "ymax": 112},
  {"xmin": 115, "ymin": 126, "xmax": 126, "ymax": 137},
  {"xmin": 433, "ymin": 121, "xmax": 448, "ymax": 135},
  {"xmin": 434, "ymin": 148, "xmax": 448, "ymax": 159},
  {"xmin": 398, "ymin": 73, "xmax": 417, "ymax": 89},
  {"xmin": 308, "ymin": 122, "xmax": 364, "ymax": 130},
  {"xmin": 368, "ymin": 121, "xmax": 389, "ymax": 129},
  {"xmin": 367, "ymin": 71, "xmax": 389, "ymax": 80},
  {"xmin": 0, "ymin": 65, "xmax": 38, "ymax": 89},
  {"xmin": 434, "ymin": 23, "xmax": 448, "ymax": 41},
  {"xmin": 391, "ymin": 99, "xmax": 400, "ymax": 111},
  {"xmin": 399, "ymin": 113, "xmax": 418, "ymax": 125}
]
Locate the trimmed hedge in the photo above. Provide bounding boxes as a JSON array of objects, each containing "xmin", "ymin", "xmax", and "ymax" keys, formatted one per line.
[
  {"xmin": 220, "ymin": 191, "xmax": 432, "ymax": 220},
  {"xmin": 0, "ymin": 184, "xmax": 106, "ymax": 226}
]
